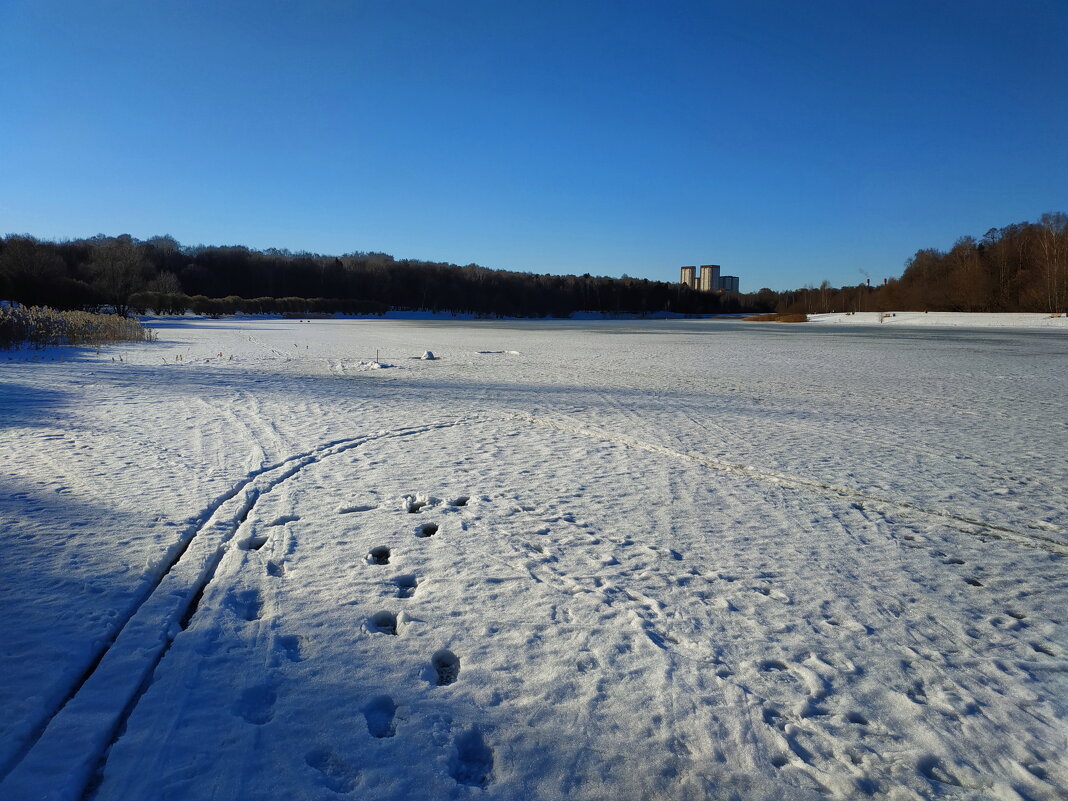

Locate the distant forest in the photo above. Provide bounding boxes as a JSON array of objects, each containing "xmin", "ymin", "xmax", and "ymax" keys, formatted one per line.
[{"xmin": 1, "ymin": 213, "xmax": 1065, "ymax": 317}]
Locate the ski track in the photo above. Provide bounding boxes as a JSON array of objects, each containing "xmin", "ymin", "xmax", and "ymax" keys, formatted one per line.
[{"xmin": 0, "ymin": 417, "xmax": 488, "ymax": 800}]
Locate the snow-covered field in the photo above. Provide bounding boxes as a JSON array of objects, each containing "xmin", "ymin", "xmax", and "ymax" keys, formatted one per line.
[{"xmin": 1, "ymin": 317, "xmax": 1065, "ymax": 801}]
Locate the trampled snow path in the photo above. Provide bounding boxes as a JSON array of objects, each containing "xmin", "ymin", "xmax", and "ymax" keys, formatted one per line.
[{"xmin": 1, "ymin": 318, "xmax": 1065, "ymax": 800}]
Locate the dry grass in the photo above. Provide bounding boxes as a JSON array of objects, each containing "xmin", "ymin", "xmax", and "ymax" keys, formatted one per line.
[
  {"xmin": 0, "ymin": 305, "xmax": 156, "ymax": 349},
  {"xmin": 742, "ymin": 312, "xmax": 809, "ymax": 323}
]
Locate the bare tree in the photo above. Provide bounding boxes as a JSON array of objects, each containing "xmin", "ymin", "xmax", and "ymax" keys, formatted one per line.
[
  {"xmin": 1037, "ymin": 212, "xmax": 1068, "ymax": 312},
  {"xmin": 88, "ymin": 238, "xmax": 150, "ymax": 316}
]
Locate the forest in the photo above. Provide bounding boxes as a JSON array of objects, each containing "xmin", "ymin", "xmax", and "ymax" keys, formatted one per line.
[
  {"xmin": 776, "ymin": 212, "xmax": 1068, "ymax": 316},
  {"xmin": 1, "ymin": 213, "xmax": 1064, "ymax": 317}
]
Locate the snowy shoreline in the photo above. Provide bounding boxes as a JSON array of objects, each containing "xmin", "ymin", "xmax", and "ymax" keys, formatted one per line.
[
  {"xmin": 133, "ymin": 309, "xmax": 1068, "ymax": 331},
  {"xmin": 145, "ymin": 309, "xmax": 1068, "ymax": 329},
  {"xmin": 806, "ymin": 311, "xmax": 1068, "ymax": 328}
]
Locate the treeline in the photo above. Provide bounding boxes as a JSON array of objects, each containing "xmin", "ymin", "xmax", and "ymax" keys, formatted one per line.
[
  {"xmin": 774, "ymin": 213, "xmax": 1068, "ymax": 315},
  {"xmin": 0, "ymin": 234, "xmax": 727, "ymax": 317},
  {"xmin": 2, "ymin": 213, "xmax": 1065, "ymax": 317}
]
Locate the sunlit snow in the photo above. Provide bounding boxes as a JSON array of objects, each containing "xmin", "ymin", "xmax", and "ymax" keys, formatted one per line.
[{"xmin": 1, "ymin": 317, "xmax": 1065, "ymax": 800}]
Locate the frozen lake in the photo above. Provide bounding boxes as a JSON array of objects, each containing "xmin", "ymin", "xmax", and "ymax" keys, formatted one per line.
[{"xmin": 1, "ymin": 318, "xmax": 1065, "ymax": 800}]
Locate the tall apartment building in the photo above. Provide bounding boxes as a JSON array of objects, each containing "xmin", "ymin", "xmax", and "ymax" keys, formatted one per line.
[{"xmin": 679, "ymin": 264, "xmax": 739, "ymax": 293}]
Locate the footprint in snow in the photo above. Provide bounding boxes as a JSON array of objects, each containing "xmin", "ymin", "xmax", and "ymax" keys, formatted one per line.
[
  {"xmin": 395, "ymin": 574, "xmax": 420, "ymax": 598},
  {"xmin": 1030, "ymin": 641, "xmax": 1056, "ymax": 657},
  {"xmin": 415, "ymin": 522, "xmax": 438, "ymax": 538},
  {"xmin": 363, "ymin": 694, "xmax": 397, "ymax": 738},
  {"xmin": 369, "ymin": 611, "xmax": 400, "ymax": 635},
  {"xmin": 337, "ymin": 503, "xmax": 375, "ymax": 514},
  {"xmin": 227, "ymin": 588, "xmax": 262, "ymax": 621},
  {"xmin": 404, "ymin": 494, "xmax": 436, "ymax": 513},
  {"xmin": 306, "ymin": 748, "xmax": 360, "ymax": 793},
  {"xmin": 269, "ymin": 515, "xmax": 300, "ymax": 526},
  {"xmin": 275, "ymin": 634, "xmax": 305, "ymax": 662},
  {"xmin": 917, "ymin": 755, "xmax": 962, "ymax": 787},
  {"xmin": 431, "ymin": 649, "xmax": 460, "ymax": 686},
  {"xmin": 449, "ymin": 728, "xmax": 494, "ymax": 788},
  {"xmin": 240, "ymin": 532, "xmax": 269, "ymax": 551},
  {"xmin": 266, "ymin": 559, "xmax": 286, "ymax": 577},
  {"xmin": 232, "ymin": 683, "xmax": 276, "ymax": 725},
  {"xmin": 367, "ymin": 546, "xmax": 390, "ymax": 565}
]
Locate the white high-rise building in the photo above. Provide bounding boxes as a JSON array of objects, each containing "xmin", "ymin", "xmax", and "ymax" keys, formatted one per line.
[
  {"xmin": 699, "ymin": 265, "xmax": 720, "ymax": 292},
  {"xmin": 679, "ymin": 264, "xmax": 740, "ymax": 293}
]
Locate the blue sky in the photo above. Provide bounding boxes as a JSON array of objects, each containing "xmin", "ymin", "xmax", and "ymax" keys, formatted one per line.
[{"xmin": 2, "ymin": 1, "xmax": 1065, "ymax": 291}]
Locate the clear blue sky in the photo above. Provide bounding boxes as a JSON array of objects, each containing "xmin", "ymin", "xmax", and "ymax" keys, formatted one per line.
[{"xmin": 2, "ymin": 1, "xmax": 1065, "ymax": 291}]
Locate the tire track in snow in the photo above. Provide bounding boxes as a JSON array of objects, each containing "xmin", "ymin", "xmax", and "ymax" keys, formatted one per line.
[
  {"xmin": 515, "ymin": 414, "xmax": 1068, "ymax": 555},
  {"xmin": 0, "ymin": 417, "xmax": 487, "ymax": 801}
]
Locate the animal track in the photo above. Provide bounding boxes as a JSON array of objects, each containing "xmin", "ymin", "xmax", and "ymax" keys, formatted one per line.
[
  {"xmin": 395, "ymin": 574, "xmax": 420, "ymax": 598},
  {"xmin": 362, "ymin": 694, "xmax": 397, "ymax": 738},
  {"xmin": 266, "ymin": 559, "xmax": 285, "ymax": 577},
  {"xmin": 369, "ymin": 611, "xmax": 399, "ymax": 635},
  {"xmin": 232, "ymin": 683, "xmax": 276, "ymax": 725},
  {"xmin": 432, "ymin": 649, "xmax": 460, "ymax": 685},
  {"xmin": 367, "ymin": 546, "xmax": 390, "ymax": 565},
  {"xmin": 306, "ymin": 748, "xmax": 360, "ymax": 793},
  {"xmin": 449, "ymin": 728, "xmax": 494, "ymax": 787},
  {"xmin": 416, "ymin": 522, "xmax": 438, "ymax": 538},
  {"xmin": 450, "ymin": 496, "xmax": 469, "ymax": 507}
]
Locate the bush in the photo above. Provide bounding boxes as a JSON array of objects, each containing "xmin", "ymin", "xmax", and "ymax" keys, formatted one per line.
[{"xmin": 0, "ymin": 305, "xmax": 156, "ymax": 349}]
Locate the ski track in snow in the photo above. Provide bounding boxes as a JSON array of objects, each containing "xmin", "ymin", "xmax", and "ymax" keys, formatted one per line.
[
  {"xmin": 0, "ymin": 417, "xmax": 487, "ymax": 799},
  {"xmin": 1, "ymin": 317, "xmax": 1065, "ymax": 801}
]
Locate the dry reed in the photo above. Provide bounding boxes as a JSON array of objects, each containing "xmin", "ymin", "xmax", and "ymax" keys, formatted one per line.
[{"xmin": 0, "ymin": 305, "xmax": 156, "ymax": 349}]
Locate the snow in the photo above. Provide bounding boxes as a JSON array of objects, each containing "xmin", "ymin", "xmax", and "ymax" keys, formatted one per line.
[
  {"xmin": 1, "ymin": 317, "xmax": 1065, "ymax": 800},
  {"xmin": 808, "ymin": 311, "xmax": 1068, "ymax": 328}
]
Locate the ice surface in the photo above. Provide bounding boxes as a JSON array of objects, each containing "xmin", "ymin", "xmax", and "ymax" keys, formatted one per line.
[
  {"xmin": 0, "ymin": 317, "xmax": 1065, "ymax": 800},
  {"xmin": 808, "ymin": 311, "xmax": 1068, "ymax": 328}
]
